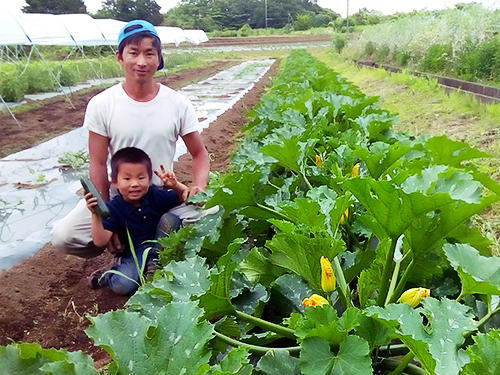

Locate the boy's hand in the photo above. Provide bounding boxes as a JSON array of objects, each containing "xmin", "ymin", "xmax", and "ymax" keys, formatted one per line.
[
  {"xmin": 154, "ymin": 165, "xmax": 178, "ymax": 189},
  {"xmin": 107, "ymin": 233, "xmax": 124, "ymax": 255},
  {"xmin": 84, "ymin": 192, "xmax": 99, "ymax": 215}
]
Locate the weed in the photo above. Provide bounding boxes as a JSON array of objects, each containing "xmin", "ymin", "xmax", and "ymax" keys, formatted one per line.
[{"xmin": 58, "ymin": 150, "xmax": 89, "ymax": 169}]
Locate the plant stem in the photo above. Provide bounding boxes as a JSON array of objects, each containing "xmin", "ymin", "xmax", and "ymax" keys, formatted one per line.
[
  {"xmin": 256, "ymin": 202, "xmax": 292, "ymax": 221},
  {"xmin": 377, "ymin": 237, "xmax": 398, "ymax": 306},
  {"xmin": 464, "ymin": 305, "xmax": 500, "ymax": 339},
  {"xmin": 385, "ymin": 258, "xmax": 401, "ymax": 306},
  {"xmin": 378, "ymin": 344, "xmax": 410, "ymax": 357},
  {"xmin": 389, "ymin": 259, "xmax": 414, "ymax": 304},
  {"xmin": 332, "ymin": 256, "xmax": 353, "ymax": 308},
  {"xmin": 378, "ymin": 358, "xmax": 426, "ymax": 375},
  {"xmin": 214, "ymin": 331, "xmax": 301, "ymax": 355},
  {"xmin": 300, "ymin": 172, "xmax": 313, "ymax": 190},
  {"xmin": 234, "ymin": 310, "xmax": 296, "ymax": 340},
  {"xmin": 388, "ymin": 352, "xmax": 414, "ymax": 375}
]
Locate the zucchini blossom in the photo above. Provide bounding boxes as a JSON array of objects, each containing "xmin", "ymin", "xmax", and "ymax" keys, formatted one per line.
[
  {"xmin": 320, "ymin": 256, "xmax": 336, "ymax": 294},
  {"xmin": 397, "ymin": 287, "xmax": 430, "ymax": 308},
  {"xmin": 302, "ymin": 294, "xmax": 329, "ymax": 307}
]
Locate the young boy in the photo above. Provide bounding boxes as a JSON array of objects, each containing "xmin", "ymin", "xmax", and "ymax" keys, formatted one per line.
[{"xmin": 84, "ymin": 147, "xmax": 189, "ymax": 295}]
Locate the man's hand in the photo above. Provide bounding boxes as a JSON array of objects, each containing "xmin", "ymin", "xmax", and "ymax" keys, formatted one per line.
[
  {"xmin": 188, "ymin": 185, "xmax": 204, "ymax": 197},
  {"xmin": 106, "ymin": 233, "xmax": 123, "ymax": 255}
]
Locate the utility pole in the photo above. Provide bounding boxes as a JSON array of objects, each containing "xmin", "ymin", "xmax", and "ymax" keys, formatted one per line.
[
  {"xmin": 346, "ymin": 0, "xmax": 349, "ymax": 34},
  {"xmin": 265, "ymin": 0, "xmax": 268, "ymax": 28}
]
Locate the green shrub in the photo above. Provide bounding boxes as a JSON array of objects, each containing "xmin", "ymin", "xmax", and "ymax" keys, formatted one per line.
[
  {"xmin": 0, "ymin": 66, "xmax": 27, "ymax": 102},
  {"xmin": 331, "ymin": 33, "xmax": 347, "ymax": 53},
  {"xmin": 23, "ymin": 61, "xmax": 57, "ymax": 94},
  {"xmin": 420, "ymin": 43, "xmax": 453, "ymax": 73},
  {"xmin": 392, "ymin": 49, "xmax": 411, "ymax": 66},
  {"xmin": 313, "ymin": 14, "xmax": 332, "ymax": 28},
  {"xmin": 363, "ymin": 41, "xmax": 376, "ymax": 57},
  {"xmin": 294, "ymin": 14, "xmax": 314, "ymax": 31},
  {"xmin": 456, "ymin": 38, "xmax": 500, "ymax": 80},
  {"xmin": 375, "ymin": 44, "xmax": 390, "ymax": 63},
  {"xmin": 237, "ymin": 23, "xmax": 253, "ymax": 37}
]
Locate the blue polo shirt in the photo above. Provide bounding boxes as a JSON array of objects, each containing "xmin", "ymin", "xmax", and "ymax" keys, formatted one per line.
[{"xmin": 102, "ymin": 186, "xmax": 179, "ymax": 251}]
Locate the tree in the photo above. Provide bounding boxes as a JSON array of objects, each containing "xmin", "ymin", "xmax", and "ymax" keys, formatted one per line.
[
  {"xmin": 102, "ymin": 0, "xmax": 163, "ymax": 25},
  {"xmin": 22, "ymin": 0, "xmax": 87, "ymax": 14}
]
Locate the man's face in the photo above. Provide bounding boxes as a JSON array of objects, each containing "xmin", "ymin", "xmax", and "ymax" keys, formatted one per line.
[
  {"xmin": 114, "ymin": 162, "xmax": 151, "ymax": 205},
  {"xmin": 116, "ymin": 37, "xmax": 160, "ymax": 84}
]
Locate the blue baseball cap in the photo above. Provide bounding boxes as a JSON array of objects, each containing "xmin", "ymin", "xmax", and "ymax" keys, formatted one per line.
[{"xmin": 118, "ymin": 20, "xmax": 164, "ymax": 70}]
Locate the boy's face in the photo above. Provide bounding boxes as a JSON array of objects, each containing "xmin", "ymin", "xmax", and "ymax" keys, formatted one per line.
[
  {"xmin": 114, "ymin": 162, "xmax": 151, "ymax": 205},
  {"xmin": 116, "ymin": 37, "xmax": 159, "ymax": 84}
]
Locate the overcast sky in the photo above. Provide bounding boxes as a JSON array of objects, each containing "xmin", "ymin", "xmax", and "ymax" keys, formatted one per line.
[{"xmin": 3, "ymin": 0, "xmax": 500, "ymax": 18}]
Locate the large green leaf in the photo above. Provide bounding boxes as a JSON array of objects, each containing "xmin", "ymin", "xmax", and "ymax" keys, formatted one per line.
[
  {"xmin": 205, "ymin": 170, "xmax": 278, "ymax": 217},
  {"xmin": 272, "ymin": 274, "xmax": 315, "ymax": 314},
  {"xmin": 277, "ymin": 198, "xmax": 326, "ymax": 234},
  {"xmin": 267, "ymin": 232, "xmax": 345, "ymax": 291},
  {"xmin": 461, "ymin": 330, "xmax": 500, "ymax": 375},
  {"xmin": 444, "ymin": 243, "xmax": 500, "ymax": 297},
  {"xmin": 85, "ymin": 302, "xmax": 213, "ymax": 375},
  {"xmin": 295, "ymin": 306, "xmax": 362, "ymax": 345},
  {"xmin": 209, "ymin": 347, "xmax": 252, "ymax": 375},
  {"xmin": 125, "ymin": 256, "xmax": 211, "ymax": 318},
  {"xmin": 405, "ymin": 195, "xmax": 499, "ymax": 262},
  {"xmin": 239, "ymin": 247, "xmax": 286, "ymax": 286},
  {"xmin": 343, "ymin": 177, "xmax": 453, "ymax": 239},
  {"xmin": 425, "ymin": 136, "xmax": 491, "ymax": 167},
  {"xmin": 199, "ymin": 240, "xmax": 244, "ymax": 319},
  {"xmin": 299, "ymin": 335, "xmax": 372, "ymax": 375},
  {"xmin": 354, "ymin": 315, "xmax": 393, "ymax": 351},
  {"xmin": 153, "ymin": 256, "xmax": 211, "ymax": 301},
  {"xmin": 0, "ymin": 343, "xmax": 99, "ymax": 375},
  {"xmin": 367, "ymin": 298, "xmax": 476, "ymax": 375},
  {"xmin": 355, "ymin": 140, "xmax": 412, "ymax": 179},
  {"xmin": 42, "ymin": 351, "xmax": 101, "ymax": 375},
  {"xmin": 257, "ymin": 349, "xmax": 302, "ymax": 375},
  {"xmin": 260, "ymin": 137, "xmax": 316, "ymax": 175}
]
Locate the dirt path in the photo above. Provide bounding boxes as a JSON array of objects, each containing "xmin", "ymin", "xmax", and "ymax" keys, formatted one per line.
[{"xmin": 0, "ymin": 59, "xmax": 279, "ymax": 367}]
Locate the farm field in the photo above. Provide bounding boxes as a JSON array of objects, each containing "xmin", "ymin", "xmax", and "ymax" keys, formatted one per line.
[{"xmin": 2, "ymin": 39, "xmax": 500, "ymax": 373}]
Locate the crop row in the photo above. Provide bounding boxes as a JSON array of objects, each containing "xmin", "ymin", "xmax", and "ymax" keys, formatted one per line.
[
  {"xmin": 0, "ymin": 52, "xmax": 198, "ymax": 102},
  {"xmin": 2, "ymin": 50, "xmax": 500, "ymax": 374}
]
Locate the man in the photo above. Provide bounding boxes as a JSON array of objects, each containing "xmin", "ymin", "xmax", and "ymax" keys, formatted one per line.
[{"xmin": 51, "ymin": 20, "xmax": 210, "ymax": 260}]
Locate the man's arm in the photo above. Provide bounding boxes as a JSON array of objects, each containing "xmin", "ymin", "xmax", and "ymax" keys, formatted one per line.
[
  {"xmin": 88, "ymin": 131, "xmax": 110, "ymax": 201},
  {"xmin": 182, "ymin": 131, "xmax": 209, "ymax": 195}
]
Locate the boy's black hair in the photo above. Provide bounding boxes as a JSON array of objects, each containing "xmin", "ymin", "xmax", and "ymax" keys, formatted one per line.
[
  {"xmin": 110, "ymin": 147, "xmax": 153, "ymax": 181},
  {"xmin": 117, "ymin": 32, "xmax": 162, "ymax": 59}
]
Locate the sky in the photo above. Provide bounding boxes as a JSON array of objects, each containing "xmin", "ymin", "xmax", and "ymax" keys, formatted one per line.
[{"xmin": 3, "ymin": 0, "xmax": 500, "ymax": 18}]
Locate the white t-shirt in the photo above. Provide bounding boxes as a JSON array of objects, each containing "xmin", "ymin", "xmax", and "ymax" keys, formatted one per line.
[{"xmin": 83, "ymin": 83, "xmax": 200, "ymax": 185}]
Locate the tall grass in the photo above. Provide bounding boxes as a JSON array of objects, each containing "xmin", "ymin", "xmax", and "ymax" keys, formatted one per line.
[{"xmin": 351, "ymin": 3, "xmax": 500, "ymax": 81}]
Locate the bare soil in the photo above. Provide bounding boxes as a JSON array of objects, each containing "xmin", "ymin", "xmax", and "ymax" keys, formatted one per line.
[{"xmin": 0, "ymin": 59, "xmax": 279, "ymax": 368}]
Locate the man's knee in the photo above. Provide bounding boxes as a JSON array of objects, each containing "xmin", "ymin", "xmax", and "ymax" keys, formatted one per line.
[
  {"xmin": 50, "ymin": 220, "xmax": 72, "ymax": 253},
  {"xmin": 51, "ymin": 222, "xmax": 104, "ymax": 258},
  {"xmin": 157, "ymin": 212, "xmax": 182, "ymax": 235}
]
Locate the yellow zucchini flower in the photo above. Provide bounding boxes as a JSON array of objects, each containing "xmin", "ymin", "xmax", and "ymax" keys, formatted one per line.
[
  {"xmin": 320, "ymin": 256, "xmax": 336, "ymax": 294},
  {"xmin": 350, "ymin": 163, "xmax": 360, "ymax": 178},
  {"xmin": 339, "ymin": 208, "xmax": 349, "ymax": 225},
  {"xmin": 315, "ymin": 155, "xmax": 322, "ymax": 168},
  {"xmin": 397, "ymin": 287, "xmax": 430, "ymax": 308},
  {"xmin": 302, "ymin": 294, "xmax": 329, "ymax": 307}
]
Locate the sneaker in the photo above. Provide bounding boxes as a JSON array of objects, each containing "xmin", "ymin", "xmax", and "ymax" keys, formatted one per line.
[
  {"xmin": 87, "ymin": 256, "xmax": 121, "ymax": 289},
  {"xmin": 88, "ymin": 269, "xmax": 108, "ymax": 289}
]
